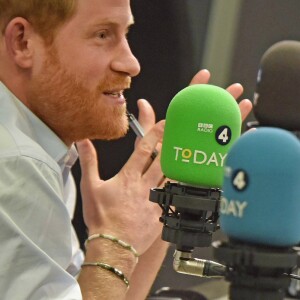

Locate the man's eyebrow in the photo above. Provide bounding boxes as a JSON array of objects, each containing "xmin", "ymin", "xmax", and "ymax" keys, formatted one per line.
[{"xmin": 91, "ymin": 15, "xmax": 134, "ymax": 30}]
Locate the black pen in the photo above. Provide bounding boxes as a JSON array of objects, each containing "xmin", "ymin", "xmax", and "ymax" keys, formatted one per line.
[{"xmin": 127, "ymin": 110, "xmax": 158, "ymax": 160}]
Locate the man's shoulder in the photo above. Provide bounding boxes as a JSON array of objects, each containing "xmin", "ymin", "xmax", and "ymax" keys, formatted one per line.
[{"xmin": 0, "ymin": 122, "xmax": 61, "ymax": 174}]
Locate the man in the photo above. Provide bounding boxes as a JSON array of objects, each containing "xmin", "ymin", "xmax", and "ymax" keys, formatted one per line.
[{"xmin": 0, "ymin": 0, "xmax": 252, "ymax": 299}]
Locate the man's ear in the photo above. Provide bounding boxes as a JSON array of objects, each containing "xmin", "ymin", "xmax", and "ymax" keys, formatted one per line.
[{"xmin": 4, "ymin": 17, "xmax": 36, "ymax": 69}]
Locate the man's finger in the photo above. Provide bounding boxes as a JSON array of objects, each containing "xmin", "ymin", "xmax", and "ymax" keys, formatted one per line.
[
  {"xmin": 76, "ymin": 139, "xmax": 101, "ymax": 182},
  {"xmin": 226, "ymin": 83, "xmax": 244, "ymax": 100},
  {"xmin": 189, "ymin": 69, "xmax": 211, "ymax": 85},
  {"xmin": 124, "ymin": 120, "xmax": 165, "ymax": 175},
  {"xmin": 239, "ymin": 99, "xmax": 253, "ymax": 122},
  {"xmin": 137, "ymin": 99, "xmax": 156, "ymax": 134}
]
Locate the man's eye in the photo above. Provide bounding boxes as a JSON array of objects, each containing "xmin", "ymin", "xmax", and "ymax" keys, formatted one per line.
[{"xmin": 98, "ymin": 31, "xmax": 107, "ymax": 39}]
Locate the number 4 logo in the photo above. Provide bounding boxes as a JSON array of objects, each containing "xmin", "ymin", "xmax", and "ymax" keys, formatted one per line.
[
  {"xmin": 218, "ymin": 128, "xmax": 229, "ymax": 143},
  {"xmin": 216, "ymin": 126, "xmax": 232, "ymax": 145},
  {"xmin": 232, "ymin": 170, "xmax": 248, "ymax": 191}
]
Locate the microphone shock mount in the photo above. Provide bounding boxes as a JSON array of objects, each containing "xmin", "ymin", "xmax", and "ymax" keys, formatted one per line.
[{"xmin": 150, "ymin": 181, "xmax": 221, "ymax": 251}]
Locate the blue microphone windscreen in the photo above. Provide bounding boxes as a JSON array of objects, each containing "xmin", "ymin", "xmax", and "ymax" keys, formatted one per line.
[{"xmin": 220, "ymin": 127, "xmax": 300, "ymax": 247}]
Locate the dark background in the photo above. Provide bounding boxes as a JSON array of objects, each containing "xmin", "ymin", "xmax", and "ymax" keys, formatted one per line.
[{"xmin": 72, "ymin": 0, "xmax": 300, "ymax": 295}]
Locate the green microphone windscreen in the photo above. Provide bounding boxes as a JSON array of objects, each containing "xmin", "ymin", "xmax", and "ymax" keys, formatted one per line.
[{"xmin": 161, "ymin": 84, "xmax": 241, "ymax": 188}]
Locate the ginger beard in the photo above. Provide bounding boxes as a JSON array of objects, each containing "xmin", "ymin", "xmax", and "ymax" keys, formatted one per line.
[{"xmin": 27, "ymin": 46, "xmax": 130, "ymax": 144}]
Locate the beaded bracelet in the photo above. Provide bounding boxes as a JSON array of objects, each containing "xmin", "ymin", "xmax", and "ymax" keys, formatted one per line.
[
  {"xmin": 85, "ymin": 233, "xmax": 139, "ymax": 262},
  {"xmin": 82, "ymin": 262, "xmax": 130, "ymax": 288}
]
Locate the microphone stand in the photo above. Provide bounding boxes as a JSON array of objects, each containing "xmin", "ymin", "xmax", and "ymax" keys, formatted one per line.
[{"xmin": 212, "ymin": 239, "xmax": 299, "ymax": 300}]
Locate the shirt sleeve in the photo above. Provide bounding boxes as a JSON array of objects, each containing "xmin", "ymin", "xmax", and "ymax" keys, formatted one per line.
[{"xmin": 0, "ymin": 155, "xmax": 83, "ymax": 300}]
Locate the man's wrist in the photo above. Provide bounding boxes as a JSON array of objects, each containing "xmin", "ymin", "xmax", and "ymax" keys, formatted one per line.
[
  {"xmin": 85, "ymin": 233, "xmax": 139, "ymax": 263},
  {"xmin": 83, "ymin": 236, "xmax": 137, "ymax": 278}
]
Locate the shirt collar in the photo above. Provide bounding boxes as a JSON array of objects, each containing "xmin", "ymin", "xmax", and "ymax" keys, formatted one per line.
[
  {"xmin": 0, "ymin": 81, "xmax": 78, "ymax": 168},
  {"xmin": 58, "ymin": 144, "xmax": 79, "ymax": 170}
]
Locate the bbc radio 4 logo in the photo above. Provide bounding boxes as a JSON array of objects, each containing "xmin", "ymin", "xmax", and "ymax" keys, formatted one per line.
[
  {"xmin": 197, "ymin": 123, "xmax": 232, "ymax": 146},
  {"xmin": 171, "ymin": 124, "xmax": 233, "ymax": 166}
]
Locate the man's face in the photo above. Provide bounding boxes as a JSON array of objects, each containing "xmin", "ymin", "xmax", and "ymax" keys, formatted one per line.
[{"xmin": 28, "ymin": 0, "xmax": 140, "ymax": 144}]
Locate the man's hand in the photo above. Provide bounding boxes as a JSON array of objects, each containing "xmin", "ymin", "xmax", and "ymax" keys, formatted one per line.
[
  {"xmin": 77, "ymin": 121, "xmax": 165, "ymax": 255},
  {"xmin": 189, "ymin": 69, "xmax": 252, "ymax": 122}
]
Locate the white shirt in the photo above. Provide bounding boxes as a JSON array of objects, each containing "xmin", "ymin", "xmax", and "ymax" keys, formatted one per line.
[{"xmin": 0, "ymin": 82, "xmax": 84, "ymax": 299}]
